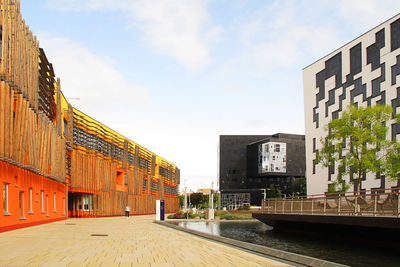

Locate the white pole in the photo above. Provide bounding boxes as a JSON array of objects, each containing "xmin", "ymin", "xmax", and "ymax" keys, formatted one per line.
[
  {"xmin": 211, "ymin": 182, "xmax": 214, "ymax": 209},
  {"xmin": 189, "ymin": 190, "xmax": 191, "ymax": 209},
  {"xmin": 183, "ymin": 186, "xmax": 187, "ymax": 211}
]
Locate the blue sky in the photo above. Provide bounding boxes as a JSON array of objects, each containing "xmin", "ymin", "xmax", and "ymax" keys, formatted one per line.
[{"xmin": 21, "ymin": 0, "xmax": 400, "ymax": 191}]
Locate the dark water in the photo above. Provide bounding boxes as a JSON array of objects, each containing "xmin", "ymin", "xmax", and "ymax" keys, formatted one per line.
[{"xmin": 171, "ymin": 220, "xmax": 399, "ymax": 267}]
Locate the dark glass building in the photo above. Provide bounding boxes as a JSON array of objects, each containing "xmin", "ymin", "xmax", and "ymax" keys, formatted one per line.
[{"xmin": 219, "ymin": 133, "xmax": 305, "ymax": 207}]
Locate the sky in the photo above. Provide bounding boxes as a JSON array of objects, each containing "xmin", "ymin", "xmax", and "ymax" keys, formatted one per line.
[{"xmin": 21, "ymin": 0, "xmax": 400, "ymax": 192}]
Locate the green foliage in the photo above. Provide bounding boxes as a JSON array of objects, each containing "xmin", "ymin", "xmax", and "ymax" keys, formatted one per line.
[
  {"xmin": 237, "ymin": 205, "xmax": 250, "ymax": 210},
  {"xmin": 276, "ymin": 189, "xmax": 282, "ymax": 198},
  {"xmin": 219, "ymin": 213, "xmax": 236, "ymax": 220},
  {"xmin": 317, "ymin": 104, "xmax": 400, "ymax": 193},
  {"xmin": 293, "ymin": 177, "xmax": 307, "ymax": 195},
  {"xmin": 197, "ymin": 193, "xmax": 218, "ymax": 209},
  {"xmin": 215, "ymin": 210, "xmax": 252, "ymax": 220},
  {"xmin": 190, "ymin": 193, "xmax": 206, "ymax": 208},
  {"xmin": 167, "ymin": 210, "xmax": 207, "ymax": 220},
  {"xmin": 327, "ymin": 181, "xmax": 350, "ymax": 194},
  {"xmin": 268, "ymin": 184, "xmax": 276, "ymax": 198},
  {"xmin": 177, "ymin": 194, "xmax": 184, "ymax": 208},
  {"xmin": 327, "ymin": 182, "xmax": 337, "ymax": 193},
  {"xmin": 213, "ymin": 194, "xmax": 219, "ymax": 207}
]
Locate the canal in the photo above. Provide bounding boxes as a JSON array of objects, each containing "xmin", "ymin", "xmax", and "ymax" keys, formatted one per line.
[{"xmin": 170, "ymin": 220, "xmax": 399, "ymax": 266}]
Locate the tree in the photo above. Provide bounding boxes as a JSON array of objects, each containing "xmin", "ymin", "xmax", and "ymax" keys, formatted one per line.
[
  {"xmin": 316, "ymin": 104, "xmax": 400, "ymax": 193},
  {"xmin": 189, "ymin": 192, "xmax": 206, "ymax": 208},
  {"xmin": 198, "ymin": 193, "xmax": 218, "ymax": 209},
  {"xmin": 292, "ymin": 177, "xmax": 307, "ymax": 196},
  {"xmin": 177, "ymin": 194, "xmax": 184, "ymax": 208},
  {"xmin": 267, "ymin": 184, "xmax": 276, "ymax": 198}
]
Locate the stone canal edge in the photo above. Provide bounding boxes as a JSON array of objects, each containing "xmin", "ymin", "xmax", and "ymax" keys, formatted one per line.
[{"xmin": 154, "ymin": 220, "xmax": 347, "ymax": 267}]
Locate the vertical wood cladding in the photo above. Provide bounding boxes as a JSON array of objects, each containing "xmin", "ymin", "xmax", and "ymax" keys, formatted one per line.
[
  {"xmin": 0, "ymin": 0, "xmax": 179, "ymax": 228},
  {"xmin": 69, "ymin": 110, "xmax": 179, "ymax": 216},
  {"xmin": 0, "ymin": 1, "xmax": 68, "ymax": 231},
  {"xmin": 38, "ymin": 48, "xmax": 56, "ymax": 121}
]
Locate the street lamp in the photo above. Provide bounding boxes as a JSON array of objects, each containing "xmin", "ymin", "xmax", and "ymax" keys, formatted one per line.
[
  {"xmin": 208, "ymin": 182, "xmax": 215, "ymax": 219},
  {"xmin": 183, "ymin": 179, "xmax": 188, "ymax": 212},
  {"xmin": 261, "ymin": 188, "xmax": 267, "ymax": 200},
  {"xmin": 189, "ymin": 189, "xmax": 191, "ymax": 209},
  {"xmin": 217, "ymin": 180, "xmax": 221, "ymax": 210}
]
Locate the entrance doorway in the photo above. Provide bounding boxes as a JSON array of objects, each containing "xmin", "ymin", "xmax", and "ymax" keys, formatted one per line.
[{"xmin": 68, "ymin": 192, "xmax": 97, "ymax": 217}]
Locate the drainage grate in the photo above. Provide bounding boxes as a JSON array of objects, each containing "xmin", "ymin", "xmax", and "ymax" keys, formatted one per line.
[{"xmin": 91, "ymin": 234, "xmax": 108, "ymax": 237}]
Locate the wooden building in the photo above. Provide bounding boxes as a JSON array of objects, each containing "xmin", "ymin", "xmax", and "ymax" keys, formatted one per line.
[{"xmin": 0, "ymin": 0, "xmax": 179, "ymax": 232}]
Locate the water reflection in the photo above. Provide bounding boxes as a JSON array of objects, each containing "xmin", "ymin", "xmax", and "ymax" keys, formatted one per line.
[{"xmin": 173, "ymin": 221, "xmax": 399, "ymax": 267}]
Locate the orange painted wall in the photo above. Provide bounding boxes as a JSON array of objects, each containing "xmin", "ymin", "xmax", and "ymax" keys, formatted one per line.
[{"xmin": 0, "ymin": 161, "xmax": 67, "ymax": 232}]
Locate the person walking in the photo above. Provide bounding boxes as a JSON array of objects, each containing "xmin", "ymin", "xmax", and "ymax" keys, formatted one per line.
[{"xmin": 125, "ymin": 205, "xmax": 130, "ymax": 217}]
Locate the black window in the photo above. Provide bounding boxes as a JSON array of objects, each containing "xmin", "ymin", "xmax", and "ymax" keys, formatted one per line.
[
  {"xmin": 312, "ymin": 138, "xmax": 316, "ymax": 152},
  {"xmin": 63, "ymin": 119, "xmax": 68, "ymax": 137},
  {"xmin": 391, "ymin": 18, "xmax": 400, "ymax": 51},
  {"xmin": 350, "ymin": 42, "xmax": 362, "ymax": 74},
  {"xmin": 275, "ymin": 144, "xmax": 280, "ymax": 152},
  {"xmin": 312, "ymin": 159, "xmax": 316, "ymax": 174}
]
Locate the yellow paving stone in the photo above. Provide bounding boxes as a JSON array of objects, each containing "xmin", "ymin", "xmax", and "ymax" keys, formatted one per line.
[
  {"xmin": 0, "ymin": 215, "xmax": 293, "ymax": 267},
  {"xmin": 119, "ymin": 262, "xmax": 133, "ymax": 267},
  {"xmin": 86, "ymin": 262, "xmax": 102, "ymax": 267},
  {"xmin": 99, "ymin": 260, "xmax": 119, "ymax": 267},
  {"xmin": 39, "ymin": 260, "xmax": 71, "ymax": 267},
  {"xmin": 150, "ymin": 263, "xmax": 177, "ymax": 267}
]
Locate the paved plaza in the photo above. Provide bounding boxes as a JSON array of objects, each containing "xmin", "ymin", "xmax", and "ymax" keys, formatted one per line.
[{"xmin": 0, "ymin": 215, "xmax": 291, "ymax": 266}]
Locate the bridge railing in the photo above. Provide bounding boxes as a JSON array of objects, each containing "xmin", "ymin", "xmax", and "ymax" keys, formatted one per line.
[{"xmin": 261, "ymin": 187, "xmax": 400, "ymax": 217}]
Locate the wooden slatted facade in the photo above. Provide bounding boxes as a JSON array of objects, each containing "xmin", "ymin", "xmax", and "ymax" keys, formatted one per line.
[
  {"xmin": 0, "ymin": 0, "xmax": 179, "ymax": 232},
  {"xmin": 68, "ymin": 109, "xmax": 180, "ymax": 217}
]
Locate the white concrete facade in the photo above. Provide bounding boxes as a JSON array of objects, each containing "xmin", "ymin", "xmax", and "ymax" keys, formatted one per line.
[
  {"xmin": 258, "ymin": 142, "xmax": 287, "ymax": 174},
  {"xmin": 303, "ymin": 13, "xmax": 400, "ymax": 195}
]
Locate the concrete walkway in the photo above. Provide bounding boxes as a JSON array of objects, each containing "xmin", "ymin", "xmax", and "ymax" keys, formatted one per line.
[{"xmin": 0, "ymin": 215, "xmax": 291, "ymax": 266}]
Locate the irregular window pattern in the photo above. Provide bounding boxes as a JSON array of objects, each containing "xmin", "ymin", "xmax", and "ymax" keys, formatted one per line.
[
  {"xmin": 306, "ymin": 19, "xmax": 400, "ymax": 193},
  {"xmin": 73, "ymin": 126, "xmax": 124, "ymax": 161},
  {"xmin": 164, "ymin": 185, "xmax": 177, "ymax": 195},
  {"xmin": 150, "ymin": 181, "xmax": 158, "ymax": 191}
]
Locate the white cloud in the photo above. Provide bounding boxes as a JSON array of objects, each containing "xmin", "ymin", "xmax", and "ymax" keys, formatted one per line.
[
  {"xmin": 223, "ymin": 84, "xmax": 243, "ymax": 91},
  {"xmin": 46, "ymin": 0, "xmax": 126, "ymax": 11},
  {"xmin": 332, "ymin": 0, "xmax": 400, "ymax": 31},
  {"xmin": 37, "ymin": 34, "xmax": 219, "ymax": 190},
  {"xmin": 46, "ymin": 0, "xmax": 220, "ymax": 70},
  {"xmin": 38, "ymin": 33, "xmax": 148, "ymax": 116},
  {"xmin": 131, "ymin": 0, "xmax": 220, "ymax": 70},
  {"xmin": 232, "ymin": 1, "xmax": 344, "ymax": 74}
]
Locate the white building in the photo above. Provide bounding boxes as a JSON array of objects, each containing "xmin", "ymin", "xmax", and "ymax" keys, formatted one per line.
[
  {"xmin": 303, "ymin": 13, "xmax": 400, "ymax": 195},
  {"xmin": 258, "ymin": 142, "xmax": 287, "ymax": 174}
]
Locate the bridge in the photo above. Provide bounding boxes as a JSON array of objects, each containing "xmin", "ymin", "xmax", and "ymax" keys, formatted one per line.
[
  {"xmin": 259, "ymin": 188, "xmax": 400, "ymax": 217},
  {"xmin": 252, "ymin": 188, "xmax": 400, "ymax": 245}
]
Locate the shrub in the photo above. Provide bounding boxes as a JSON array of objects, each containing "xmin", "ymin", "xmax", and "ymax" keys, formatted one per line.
[
  {"xmin": 215, "ymin": 210, "xmax": 229, "ymax": 216},
  {"xmin": 189, "ymin": 213, "xmax": 198, "ymax": 219},
  {"xmin": 219, "ymin": 213, "xmax": 236, "ymax": 220},
  {"xmin": 173, "ymin": 213, "xmax": 181, "ymax": 219}
]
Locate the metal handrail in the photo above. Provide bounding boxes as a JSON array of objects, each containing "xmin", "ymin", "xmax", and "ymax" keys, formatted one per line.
[{"xmin": 261, "ymin": 187, "xmax": 400, "ymax": 217}]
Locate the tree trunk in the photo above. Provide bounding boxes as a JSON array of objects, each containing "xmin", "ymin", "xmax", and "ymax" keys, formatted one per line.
[{"xmin": 357, "ymin": 169, "xmax": 362, "ymax": 195}]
